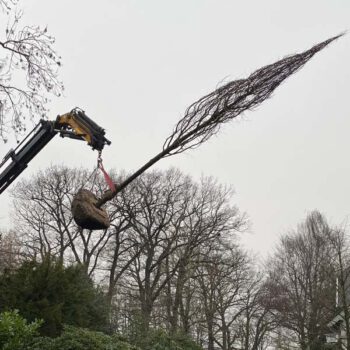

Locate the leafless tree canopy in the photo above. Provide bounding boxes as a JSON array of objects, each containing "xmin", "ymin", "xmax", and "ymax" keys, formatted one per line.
[
  {"xmin": 326, "ymin": 227, "xmax": 350, "ymax": 350},
  {"xmin": 7, "ymin": 165, "xmax": 350, "ymax": 349},
  {"xmin": 265, "ymin": 211, "xmax": 336, "ymax": 350},
  {"xmin": 97, "ymin": 35, "xmax": 341, "ymax": 207},
  {"xmin": 163, "ymin": 35, "xmax": 342, "ymax": 155},
  {"xmin": 0, "ymin": 229, "xmax": 23, "ymax": 272},
  {"xmin": 0, "ymin": 0, "xmax": 17, "ymax": 13},
  {"xmin": 0, "ymin": 6, "xmax": 63, "ymax": 140},
  {"xmin": 9, "ymin": 166, "xmax": 259, "ymax": 342}
]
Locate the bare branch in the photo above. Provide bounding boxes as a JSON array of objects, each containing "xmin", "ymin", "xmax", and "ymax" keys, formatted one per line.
[
  {"xmin": 0, "ymin": 0, "xmax": 18, "ymax": 13},
  {"xmin": 0, "ymin": 11, "xmax": 63, "ymax": 139}
]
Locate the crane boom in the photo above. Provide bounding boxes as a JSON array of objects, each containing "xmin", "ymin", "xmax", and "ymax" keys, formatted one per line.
[{"xmin": 0, "ymin": 108, "xmax": 111, "ymax": 194}]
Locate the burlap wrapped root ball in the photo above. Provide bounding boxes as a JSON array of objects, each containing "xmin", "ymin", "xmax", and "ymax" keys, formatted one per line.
[{"xmin": 71, "ymin": 189, "xmax": 110, "ymax": 230}]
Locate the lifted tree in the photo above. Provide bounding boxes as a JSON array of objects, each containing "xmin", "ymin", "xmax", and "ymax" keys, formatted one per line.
[
  {"xmin": 0, "ymin": 34, "xmax": 343, "ymax": 230},
  {"xmin": 92, "ymin": 35, "xmax": 342, "ymax": 212}
]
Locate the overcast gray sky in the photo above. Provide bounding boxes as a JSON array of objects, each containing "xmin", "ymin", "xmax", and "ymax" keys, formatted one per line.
[{"xmin": 0, "ymin": 0, "xmax": 349, "ymax": 256}]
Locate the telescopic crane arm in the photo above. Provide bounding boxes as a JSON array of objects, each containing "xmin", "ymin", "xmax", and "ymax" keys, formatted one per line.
[{"xmin": 0, "ymin": 108, "xmax": 111, "ymax": 194}]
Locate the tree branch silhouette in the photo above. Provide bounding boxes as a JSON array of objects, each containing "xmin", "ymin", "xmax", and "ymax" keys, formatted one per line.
[{"xmin": 96, "ymin": 34, "xmax": 342, "ymax": 208}]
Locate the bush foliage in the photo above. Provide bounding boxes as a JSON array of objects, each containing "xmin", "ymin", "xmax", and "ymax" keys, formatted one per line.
[
  {"xmin": 0, "ymin": 310, "xmax": 42, "ymax": 350},
  {"xmin": 0, "ymin": 258, "xmax": 109, "ymax": 336},
  {"xmin": 30, "ymin": 325, "xmax": 138, "ymax": 350},
  {"xmin": 0, "ymin": 257, "xmax": 203, "ymax": 350}
]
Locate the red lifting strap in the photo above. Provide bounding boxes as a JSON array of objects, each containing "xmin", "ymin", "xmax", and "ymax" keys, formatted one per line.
[{"xmin": 98, "ymin": 161, "xmax": 116, "ymax": 192}]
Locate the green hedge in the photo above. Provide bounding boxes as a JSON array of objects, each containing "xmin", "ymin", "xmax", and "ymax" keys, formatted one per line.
[
  {"xmin": 0, "ymin": 310, "xmax": 202, "ymax": 350},
  {"xmin": 0, "ymin": 311, "xmax": 137, "ymax": 350},
  {"xmin": 30, "ymin": 326, "xmax": 138, "ymax": 350}
]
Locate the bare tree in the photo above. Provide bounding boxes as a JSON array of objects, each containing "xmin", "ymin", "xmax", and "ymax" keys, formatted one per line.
[
  {"xmin": 0, "ymin": 2, "xmax": 63, "ymax": 139},
  {"xmin": 163, "ymin": 176, "xmax": 246, "ymax": 334},
  {"xmin": 266, "ymin": 211, "xmax": 336, "ymax": 350},
  {"xmin": 8, "ymin": 164, "xmax": 299, "ymax": 350},
  {"xmin": 120, "ymin": 169, "xmax": 193, "ymax": 332},
  {"xmin": 326, "ymin": 226, "xmax": 350, "ymax": 350},
  {"xmin": 114, "ymin": 168, "xmax": 245, "ymax": 337},
  {"xmin": 100, "ymin": 173, "xmax": 144, "ymax": 306},
  {"xmin": 96, "ymin": 35, "xmax": 341, "ymax": 207},
  {"xmin": 0, "ymin": 229, "xmax": 22, "ymax": 272},
  {"xmin": 193, "ymin": 244, "xmax": 254, "ymax": 350},
  {"xmin": 238, "ymin": 274, "xmax": 278, "ymax": 350}
]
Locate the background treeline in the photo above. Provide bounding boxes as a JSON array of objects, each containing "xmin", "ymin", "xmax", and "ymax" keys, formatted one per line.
[{"xmin": 0, "ymin": 165, "xmax": 348, "ymax": 350}]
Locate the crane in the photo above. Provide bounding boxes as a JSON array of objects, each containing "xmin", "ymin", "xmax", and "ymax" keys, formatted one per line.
[{"xmin": 0, "ymin": 108, "xmax": 111, "ymax": 195}]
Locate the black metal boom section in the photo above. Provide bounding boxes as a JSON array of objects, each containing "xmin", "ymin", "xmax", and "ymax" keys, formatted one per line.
[
  {"xmin": 0, "ymin": 120, "xmax": 56, "ymax": 194},
  {"xmin": 0, "ymin": 109, "xmax": 111, "ymax": 195}
]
